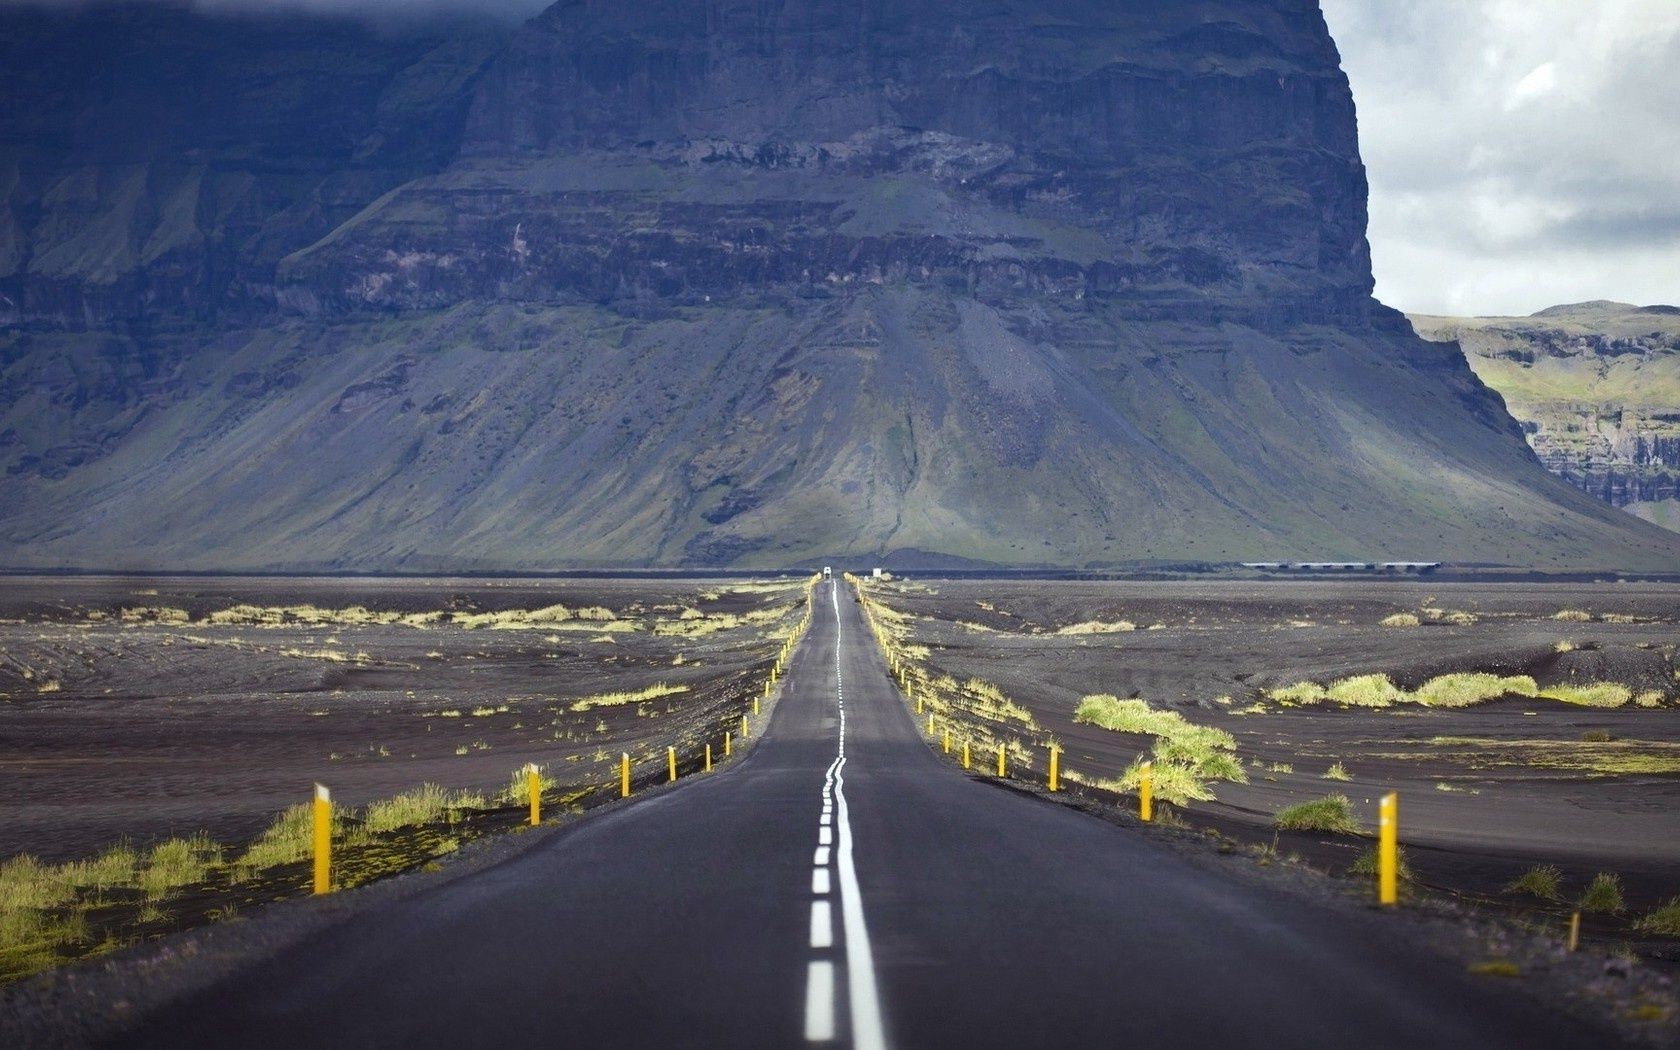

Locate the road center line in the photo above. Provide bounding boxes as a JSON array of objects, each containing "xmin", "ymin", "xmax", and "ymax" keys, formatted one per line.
[
  {"xmin": 810, "ymin": 900, "xmax": 834, "ymax": 948},
  {"xmin": 804, "ymin": 961, "xmax": 836, "ymax": 1041},
  {"xmin": 829, "ymin": 581, "xmax": 889, "ymax": 1050}
]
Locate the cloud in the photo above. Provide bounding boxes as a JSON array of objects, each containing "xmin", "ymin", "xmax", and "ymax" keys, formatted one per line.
[{"xmin": 1321, "ymin": 0, "xmax": 1680, "ymax": 316}]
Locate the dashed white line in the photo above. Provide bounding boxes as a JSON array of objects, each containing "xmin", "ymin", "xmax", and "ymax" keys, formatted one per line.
[
  {"xmin": 813, "ymin": 846, "xmax": 831, "ymax": 866},
  {"xmin": 812, "ymin": 868, "xmax": 832, "ymax": 895},
  {"xmin": 809, "ymin": 900, "xmax": 834, "ymax": 948},
  {"xmin": 818, "ymin": 826, "xmax": 833, "ymax": 846},
  {"xmin": 805, "ymin": 961, "xmax": 836, "ymax": 1041}
]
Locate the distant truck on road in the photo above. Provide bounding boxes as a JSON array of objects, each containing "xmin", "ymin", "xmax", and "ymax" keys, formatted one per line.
[{"xmin": 822, "ymin": 566, "xmax": 832, "ymax": 579}]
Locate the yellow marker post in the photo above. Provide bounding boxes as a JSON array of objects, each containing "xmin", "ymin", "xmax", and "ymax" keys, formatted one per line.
[
  {"xmin": 1378, "ymin": 791, "xmax": 1399, "ymax": 906},
  {"xmin": 962, "ymin": 740, "xmax": 971, "ymax": 770},
  {"xmin": 942, "ymin": 727, "xmax": 951, "ymax": 754},
  {"xmin": 996, "ymin": 744, "xmax": 1006, "ymax": 777},
  {"xmin": 667, "ymin": 746, "xmax": 678, "ymax": 783},
  {"xmin": 705, "ymin": 744, "xmax": 713, "ymax": 773},
  {"xmin": 620, "ymin": 752, "xmax": 631, "ymax": 798},
  {"xmin": 926, "ymin": 713, "xmax": 935, "ymax": 735},
  {"xmin": 1048, "ymin": 745, "xmax": 1061, "ymax": 792},
  {"xmin": 724, "ymin": 731, "xmax": 732, "ymax": 757},
  {"xmin": 754, "ymin": 695, "xmax": 761, "ymax": 716},
  {"xmin": 1139, "ymin": 761, "xmax": 1153, "ymax": 822},
  {"xmin": 526, "ymin": 763, "xmax": 541, "ymax": 826},
  {"xmin": 741, "ymin": 714, "xmax": 750, "ymax": 738},
  {"xmin": 914, "ymin": 689, "xmax": 923, "ymax": 715},
  {"xmin": 312, "ymin": 784, "xmax": 331, "ymax": 895},
  {"xmin": 1568, "ymin": 911, "xmax": 1581, "ymax": 952}
]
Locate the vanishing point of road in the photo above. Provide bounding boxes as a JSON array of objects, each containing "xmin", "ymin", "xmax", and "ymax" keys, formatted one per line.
[{"xmin": 121, "ymin": 581, "xmax": 1605, "ymax": 1049}]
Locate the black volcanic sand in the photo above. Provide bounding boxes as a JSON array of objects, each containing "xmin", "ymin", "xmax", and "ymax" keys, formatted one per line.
[
  {"xmin": 0, "ymin": 576, "xmax": 805, "ymax": 863},
  {"xmin": 873, "ymin": 578, "xmax": 1680, "ymax": 941}
]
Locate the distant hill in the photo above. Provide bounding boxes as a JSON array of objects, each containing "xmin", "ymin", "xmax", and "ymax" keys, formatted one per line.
[
  {"xmin": 1411, "ymin": 303, "xmax": 1680, "ymax": 534},
  {"xmin": 2, "ymin": 1, "xmax": 1678, "ymax": 572}
]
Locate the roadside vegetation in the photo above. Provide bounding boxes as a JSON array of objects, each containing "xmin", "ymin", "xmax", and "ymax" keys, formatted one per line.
[
  {"xmin": 1074, "ymin": 695, "xmax": 1247, "ymax": 804},
  {"xmin": 0, "ymin": 776, "xmax": 560, "ymax": 983},
  {"xmin": 1273, "ymin": 794, "xmax": 1359, "ymax": 834},
  {"xmin": 1268, "ymin": 672, "xmax": 1658, "ymax": 710}
]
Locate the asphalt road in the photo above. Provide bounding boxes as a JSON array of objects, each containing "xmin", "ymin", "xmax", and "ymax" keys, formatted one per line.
[{"xmin": 118, "ymin": 580, "xmax": 1607, "ymax": 1049}]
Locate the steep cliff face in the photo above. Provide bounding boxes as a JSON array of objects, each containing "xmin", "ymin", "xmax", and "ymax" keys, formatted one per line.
[
  {"xmin": 279, "ymin": 0, "xmax": 1375, "ymax": 325},
  {"xmin": 0, "ymin": 5, "xmax": 503, "ymax": 327},
  {"xmin": 2, "ymin": 1, "xmax": 1677, "ymax": 570},
  {"xmin": 1413, "ymin": 303, "xmax": 1680, "ymax": 534}
]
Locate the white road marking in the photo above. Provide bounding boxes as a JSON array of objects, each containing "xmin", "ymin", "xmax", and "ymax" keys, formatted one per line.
[
  {"xmin": 805, "ymin": 961, "xmax": 836, "ymax": 1041},
  {"xmin": 810, "ymin": 900, "xmax": 834, "ymax": 948},
  {"xmin": 812, "ymin": 867, "xmax": 831, "ymax": 894},
  {"xmin": 829, "ymin": 581, "xmax": 890, "ymax": 1050},
  {"xmin": 818, "ymin": 826, "xmax": 833, "ymax": 846},
  {"xmin": 820, "ymin": 812, "xmax": 832, "ymax": 826},
  {"xmin": 814, "ymin": 846, "xmax": 831, "ymax": 866}
]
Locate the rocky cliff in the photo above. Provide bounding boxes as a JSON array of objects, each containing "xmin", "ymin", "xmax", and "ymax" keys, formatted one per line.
[
  {"xmin": 1413, "ymin": 302, "xmax": 1680, "ymax": 534},
  {"xmin": 1, "ymin": 1, "xmax": 1677, "ymax": 571}
]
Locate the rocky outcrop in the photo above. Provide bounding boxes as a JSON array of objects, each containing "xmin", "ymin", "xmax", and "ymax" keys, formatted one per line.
[
  {"xmin": 278, "ymin": 0, "xmax": 1375, "ymax": 327},
  {"xmin": 1412, "ymin": 303, "xmax": 1680, "ymax": 533}
]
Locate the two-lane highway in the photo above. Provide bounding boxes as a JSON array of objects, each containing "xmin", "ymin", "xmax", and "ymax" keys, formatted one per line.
[{"xmin": 120, "ymin": 580, "xmax": 1611, "ymax": 1048}]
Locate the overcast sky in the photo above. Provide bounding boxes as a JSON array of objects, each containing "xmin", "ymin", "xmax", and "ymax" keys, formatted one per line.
[
  {"xmin": 1322, "ymin": 0, "xmax": 1680, "ymax": 316},
  {"xmin": 7, "ymin": 0, "xmax": 1677, "ymax": 317}
]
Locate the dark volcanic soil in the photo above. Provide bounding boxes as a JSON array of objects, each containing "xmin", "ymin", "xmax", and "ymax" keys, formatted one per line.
[
  {"xmin": 0, "ymin": 575, "xmax": 806, "ymax": 862},
  {"xmin": 869, "ymin": 578, "xmax": 1680, "ymax": 940}
]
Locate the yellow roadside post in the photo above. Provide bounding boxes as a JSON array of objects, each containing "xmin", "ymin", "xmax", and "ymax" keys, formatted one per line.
[
  {"xmin": 705, "ymin": 744, "xmax": 713, "ymax": 773},
  {"xmin": 667, "ymin": 746, "xmax": 678, "ymax": 783},
  {"xmin": 1048, "ymin": 745, "xmax": 1061, "ymax": 792},
  {"xmin": 1139, "ymin": 761, "xmax": 1153, "ymax": 822},
  {"xmin": 914, "ymin": 688, "xmax": 923, "ymax": 714},
  {"xmin": 996, "ymin": 744, "xmax": 1006, "ymax": 777},
  {"xmin": 741, "ymin": 714, "xmax": 750, "ymax": 738},
  {"xmin": 942, "ymin": 727, "xmax": 951, "ymax": 754},
  {"xmin": 312, "ymin": 784, "xmax": 331, "ymax": 895},
  {"xmin": 1568, "ymin": 912, "xmax": 1581, "ymax": 952},
  {"xmin": 1378, "ymin": 791, "xmax": 1399, "ymax": 906},
  {"xmin": 620, "ymin": 752, "xmax": 631, "ymax": 797},
  {"xmin": 526, "ymin": 763, "xmax": 541, "ymax": 826},
  {"xmin": 962, "ymin": 740, "xmax": 971, "ymax": 770}
]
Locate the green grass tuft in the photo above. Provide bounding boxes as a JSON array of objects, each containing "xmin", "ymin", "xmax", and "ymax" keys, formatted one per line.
[
  {"xmin": 1349, "ymin": 844, "xmax": 1413, "ymax": 882},
  {"xmin": 1579, "ymin": 872, "xmax": 1625, "ymax": 913},
  {"xmin": 1273, "ymin": 794, "xmax": 1359, "ymax": 834},
  {"xmin": 1634, "ymin": 898, "xmax": 1680, "ymax": 936},
  {"xmin": 1503, "ymin": 864, "xmax": 1563, "ymax": 900},
  {"xmin": 1321, "ymin": 761, "xmax": 1352, "ymax": 781}
]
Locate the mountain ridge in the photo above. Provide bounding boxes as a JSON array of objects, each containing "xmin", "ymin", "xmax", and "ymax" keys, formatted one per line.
[{"xmin": 2, "ymin": 0, "xmax": 1678, "ymax": 571}]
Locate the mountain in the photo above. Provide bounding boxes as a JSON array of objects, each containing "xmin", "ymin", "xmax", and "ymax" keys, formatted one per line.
[
  {"xmin": 2, "ymin": 0, "xmax": 1677, "ymax": 571},
  {"xmin": 1412, "ymin": 303, "xmax": 1680, "ymax": 535}
]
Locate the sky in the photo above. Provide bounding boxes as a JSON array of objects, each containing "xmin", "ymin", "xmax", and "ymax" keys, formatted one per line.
[
  {"xmin": 5, "ymin": 0, "xmax": 1676, "ymax": 317},
  {"xmin": 1321, "ymin": 0, "xmax": 1680, "ymax": 316}
]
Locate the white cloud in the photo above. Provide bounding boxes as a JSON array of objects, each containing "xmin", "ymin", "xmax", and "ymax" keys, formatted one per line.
[{"xmin": 1321, "ymin": 0, "xmax": 1680, "ymax": 316}]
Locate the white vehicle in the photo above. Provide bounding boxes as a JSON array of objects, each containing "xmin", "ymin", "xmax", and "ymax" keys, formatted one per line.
[{"xmin": 822, "ymin": 566, "xmax": 833, "ymax": 579}]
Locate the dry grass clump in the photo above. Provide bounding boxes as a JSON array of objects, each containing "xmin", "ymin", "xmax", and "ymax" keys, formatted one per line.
[
  {"xmin": 1076, "ymin": 695, "xmax": 1246, "ymax": 804},
  {"xmin": 363, "ymin": 785, "xmax": 487, "ymax": 835},
  {"xmin": 1055, "ymin": 620, "xmax": 1137, "ymax": 635},
  {"xmin": 569, "ymin": 682, "xmax": 690, "ymax": 712},
  {"xmin": 1553, "ymin": 609, "xmax": 1594, "ymax": 622},
  {"xmin": 119, "ymin": 606, "xmax": 191, "ymax": 624},
  {"xmin": 137, "ymin": 835, "xmax": 221, "ymax": 900},
  {"xmin": 1273, "ymin": 794, "xmax": 1359, "ymax": 834},
  {"xmin": 1321, "ymin": 761, "xmax": 1352, "ymax": 781},
  {"xmin": 1504, "ymin": 864, "xmax": 1563, "ymax": 900},
  {"xmin": 1579, "ymin": 872, "xmax": 1625, "ymax": 913},
  {"xmin": 1380, "ymin": 613, "xmax": 1420, "ymax": 628},
  {"xmin": 1542, "ymin": 683, "xmax": 1633, "ymax": 708},
  {"xmin": 1412, "ymin": 673, "xmax": 1538, "ymax": 708},
  {"xmin": 1327, "ymin": 674, "xmax": 1406, "ymax": 707},
  {"xmin": 1350, "ymin": 844, "xmax": 1414, "ymax": 882},
  {"xmin": 1269, "ymin": 672, "xmax": 1631, "ymax": 709},
  {"xmin": 1635, "ymin": 898, "xmax": 1680, "ymax": 936}
]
